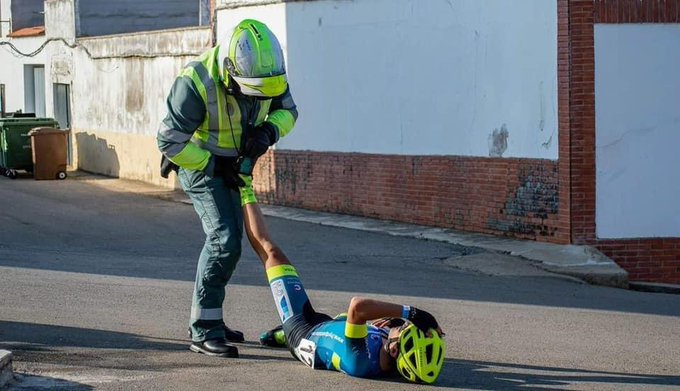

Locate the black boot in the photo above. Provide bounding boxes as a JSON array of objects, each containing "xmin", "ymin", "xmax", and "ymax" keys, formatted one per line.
[
  {"xmin": 190, "ymin": 338, "xmax": 239, "ymax": 358},
  {"xmin": 223, "ymin": 325, "xmax": 244, "ymax": 343},
  {"xmin": 187, "ymin": 325, "xmax": 244, "ymax": 343}
]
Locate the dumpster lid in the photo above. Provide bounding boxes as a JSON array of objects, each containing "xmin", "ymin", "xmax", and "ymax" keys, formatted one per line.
[{"xmin": 28, "ymin": 127, "xmax": 68, "ymax": 135}]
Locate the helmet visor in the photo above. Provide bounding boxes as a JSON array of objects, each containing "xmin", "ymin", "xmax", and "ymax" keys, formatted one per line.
[{"xmin": 233, "ymin": 74, "xmax": 288, "ymax": 98}]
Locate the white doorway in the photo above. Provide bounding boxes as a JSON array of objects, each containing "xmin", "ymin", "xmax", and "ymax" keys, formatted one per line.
[
  {"xmin": 23, "ymin": 64, "xmax": 46, "ymax": 117},
  {"xmin": 53, "ymin": 83, "xmax": 72, "ymax": 165}
]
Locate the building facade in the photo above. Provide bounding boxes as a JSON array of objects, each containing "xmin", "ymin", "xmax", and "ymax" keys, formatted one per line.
[{"xmin": 0, "ymin": 0, "xmax": 678, "ymax": 283}]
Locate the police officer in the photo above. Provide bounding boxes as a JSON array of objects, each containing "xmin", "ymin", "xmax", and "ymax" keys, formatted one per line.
[{"xmin": 157, "ymin": 19, "xmax": 298, "ymax": 358}]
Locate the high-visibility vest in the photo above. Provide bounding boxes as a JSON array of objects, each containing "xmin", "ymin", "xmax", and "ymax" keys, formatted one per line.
[{"xmin": 179, "ymin": 46, "xmax": 271, "ymax": 157}]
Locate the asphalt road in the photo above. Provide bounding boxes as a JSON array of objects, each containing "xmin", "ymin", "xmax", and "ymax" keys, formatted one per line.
[{"xmin": 0, "ymin": 175, "xmax": 679, "ymax": 390}]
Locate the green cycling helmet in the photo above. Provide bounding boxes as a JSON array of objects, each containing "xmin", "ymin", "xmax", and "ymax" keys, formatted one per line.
[
  {"xmin": 217, "ymin": 19, "xmax": 287, "ymax": 98},
  {"xmin": 396, "ymin": 324, "xmax": 446, "ymax": 384}
]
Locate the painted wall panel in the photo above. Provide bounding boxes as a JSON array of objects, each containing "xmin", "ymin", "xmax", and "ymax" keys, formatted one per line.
[
  {"xmin": 65, "ymin": 28, "xmax": 211, "ymax": 185},
  {"xmin": 595, "ymin": 24, "xmax": 680, "ymax": 238},
  {"xmin": 217, "ymin": 0, "xmax": 558, "ymax": 159},
  {"xmin": 68, "ymin": 28, "xmax": 211, "ymax": 135}
]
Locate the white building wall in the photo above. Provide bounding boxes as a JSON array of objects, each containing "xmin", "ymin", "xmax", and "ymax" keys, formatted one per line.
[
  {"xmin": 595, "ymin": 24, "xmax": 680, "ymax": 239},
  {"xmin": 0, "ymin": 35, "xmax": 49, "ymax": 115},
  {"xmin": 217, "ymin": 0, "xmax": 558, "ymax": 159},
  {"xmin": 0, "ymin": 0, "xmax": 11, "ymax": 38}
]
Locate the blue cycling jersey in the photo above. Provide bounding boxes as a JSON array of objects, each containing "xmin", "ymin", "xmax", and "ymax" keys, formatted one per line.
[
  {"xmin": 266, "ymin": 265, "xmax": 389, "ymax": 378},
  {"xmin": 307, "ymin": 319, "xmax": 387, "ymax": 377}
]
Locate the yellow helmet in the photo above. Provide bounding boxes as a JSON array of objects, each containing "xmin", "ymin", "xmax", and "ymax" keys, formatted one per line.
[
  {"xmin": 217, "ymin": 19, "xmax": 287, "ymax": 98},
  {"xmin": 396, "ymin": 324, "xmax": 445, "ymax": 384}
]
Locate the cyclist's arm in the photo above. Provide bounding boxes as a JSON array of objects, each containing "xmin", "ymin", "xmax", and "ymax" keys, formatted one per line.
[
  {"xmin": 348, "ymin": 297, "xmax": 444, "ymax": 337},
  {"xmin": 341, "ymin": 298, "xmax": 405, "ymax": 378},
  {"xmin": 346, "ymin": 297, "xmax": 403, "ymax": 326}
]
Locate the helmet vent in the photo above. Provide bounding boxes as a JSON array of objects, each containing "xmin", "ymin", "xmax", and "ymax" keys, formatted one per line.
[
  {"xmin": 399, "ymin": 366, "xmax": 409, "ymax": 378},
  {"xmin": 425, "ymin": 344, "xmax": 433, "ymax": 361},
  {"xmin": 403, "ymin": 337, "xmax": 414, "ymax": 353},
  {"xmin": 250, "ymin": 24, "xmax": 262, "ymax": 40},
  {"xmin": 408, "ymin": 355, "xmax": 417, "ymax": 369}
]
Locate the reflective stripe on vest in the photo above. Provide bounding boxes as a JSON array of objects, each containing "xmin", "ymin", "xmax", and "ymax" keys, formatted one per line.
[{"xmin": 182, "ymin": 49, "xmax": 271, "ymax": 157}]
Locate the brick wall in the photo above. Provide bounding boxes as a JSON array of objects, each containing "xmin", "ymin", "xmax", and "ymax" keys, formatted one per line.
[
  {"xmin": 563, "ymin": 0, "xmax": 680, "ymax": 284},
  {"xmin": 557, "ymin": 0, "xmax": 573, "ymax": 247},
  {"xmin": 565, "ymin": 0, "xmax": 597, "ymax": 245},
  {"xmin": 250, "ymin": 0, "xmax": 680, "ymax": 284},
  {"xmin": 599, "ymin": 240, "xmax": 680, "ymax": 284},
  {"xmin": 254, "ymin": 151, "xmax": 568, "ymax": 243},
  {"xmin": 594, "ymin": 0, "xmax": 680, "ymax": 23}
]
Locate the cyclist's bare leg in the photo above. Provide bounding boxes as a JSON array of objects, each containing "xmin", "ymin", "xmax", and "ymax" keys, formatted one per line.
[{"xmin": 243, "ymin": 203, "xmax": 292, "ymax": 271}]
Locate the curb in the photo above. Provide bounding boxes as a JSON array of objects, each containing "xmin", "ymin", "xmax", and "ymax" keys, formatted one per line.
[
  {"xmin": 0, "ymin": 350, "xmax": 13, "ymax": 390},
  {"xmin": 259, "ymin": 205, "xmax": 629, "ymax": 289},
  {"xmin": 629, "ymin": 282, "xmax": 680, "ymax": 295}
]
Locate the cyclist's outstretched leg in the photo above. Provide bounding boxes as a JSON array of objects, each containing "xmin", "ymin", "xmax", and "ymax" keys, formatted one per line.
[{"xmin": 242, "ymin": 203, "xmax": 313, "ymax": 347}]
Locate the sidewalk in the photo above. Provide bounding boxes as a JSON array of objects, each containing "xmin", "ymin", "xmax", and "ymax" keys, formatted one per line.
[
  {"xmin": 0, "ymin": 351, "xmax": 11, "ymax": 389},
  {"xmin": 72, "ymin": 171, "xmax": 629, "ymax": 289}
]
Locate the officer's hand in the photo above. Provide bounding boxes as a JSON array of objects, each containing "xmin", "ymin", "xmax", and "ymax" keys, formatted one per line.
[
  {"xmin": 160, "ymin": 155, "xmax": 179, "ymax": 179},
  {"xmin": 406, "ymin": 307, "xmax": 444, "ymax": 336},
  {"xmin": 222, "ymin": 169, "xmax": 246, "ymax": 191},
  {"xmin": 212, "ymin": 156, "xmax": 246, "ymax": 191},
  {"xmin": 244, "ymin": 123, "xmax": 278, "ymax": 159}
]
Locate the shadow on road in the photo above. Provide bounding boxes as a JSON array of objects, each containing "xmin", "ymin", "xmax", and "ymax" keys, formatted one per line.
[
  {"xmin": 9, "ymin": 373, "xmax": 94, "ymax": 390},
  {"xmin": 1, "ymin": 320, "xmax": 679, "ymax": 389},
  {"xmin": 1, "ymin": 320, "xmax": 303, "ymax": 367},
  {"xmin": 435, "ymin": 359, "xmax": 680, "ymax": 390},
  {"xmin": 1, "ymin": 177, "xmax": 679, "ymax": 318},
  {"xmin": 0, "ymin": 320, "xmax": 184, "ymax": 352}
]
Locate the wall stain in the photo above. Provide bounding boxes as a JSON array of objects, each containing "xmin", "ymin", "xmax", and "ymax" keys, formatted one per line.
[
  {"xmin": 488, "ymin": 124, "xmax": 509, "ymax": 157},
  {"xmin": 487, "ymin": 163, "xmax": 559, "ymax": 237},
  {"xmin": 125, "ymin": 60, "xmax": 144, "ymax": 113}
]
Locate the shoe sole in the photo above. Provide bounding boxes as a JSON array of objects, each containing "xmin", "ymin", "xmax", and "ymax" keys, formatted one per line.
[{"xmin": 189, "ymin": 344, "xmax": 239, "ymax": 358}]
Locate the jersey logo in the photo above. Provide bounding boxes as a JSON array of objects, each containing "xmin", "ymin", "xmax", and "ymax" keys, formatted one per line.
[
  {"xmin": 271, "ymin": 280, "xmax": 292, "ymax": 322},
  {"xmin": 295, "ymin": 338, "xmax": 317, "ymax": 368}
]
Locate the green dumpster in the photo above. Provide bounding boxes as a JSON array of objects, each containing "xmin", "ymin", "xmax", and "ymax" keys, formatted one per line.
[{"xmin": 0, "ymin": 118, "xmax": 59, "ymax": 179}]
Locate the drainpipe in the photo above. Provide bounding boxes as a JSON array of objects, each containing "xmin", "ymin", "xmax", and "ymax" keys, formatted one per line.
[{"xmin": 1, "ymin": 84, "xmax": 5, "ymax": 118}]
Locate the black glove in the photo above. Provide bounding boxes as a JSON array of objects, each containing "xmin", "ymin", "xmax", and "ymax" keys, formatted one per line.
[
  {"xmin": 243, "ymin": 122, "xmax": 278, "ymax": 159},
  {"xmin": 160, "ymin": 155, "xmax": 179, "ymax": 179},
  {"xmin": 406, "ymin": 307, "xmax": 440, "ymax": 334},
  {"xmin": 212, "ymin": 155, "xmax": 245, "ymax": 191}
]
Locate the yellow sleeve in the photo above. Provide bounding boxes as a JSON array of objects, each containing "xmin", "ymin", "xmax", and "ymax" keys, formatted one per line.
[{"xmin": 239, "ymin": 175, "xmax": 258, "ymax": 206}]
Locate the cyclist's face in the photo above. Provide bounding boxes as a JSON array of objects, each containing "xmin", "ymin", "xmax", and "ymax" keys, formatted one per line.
[{"xmin": 383, "ymin": 327, "xmax": 401, "ymax": 359}]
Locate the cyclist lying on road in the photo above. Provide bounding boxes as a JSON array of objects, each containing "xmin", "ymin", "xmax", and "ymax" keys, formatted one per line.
[{"xmin": 239, "ymin": 177, "xmax": 446, "ymax": 384}]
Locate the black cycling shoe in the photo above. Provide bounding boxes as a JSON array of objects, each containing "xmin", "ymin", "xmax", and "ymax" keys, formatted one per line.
[
  {"xmin": 190, "ymin": 338, "xmax": 239, "ymax": 358},
  {"xmin": 259, "ymin": 325, "xmax": 287, "ymax": 348},
  {"xmin": 187, "ymin": 325, "xmax": 244, "ymax": 343}
]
